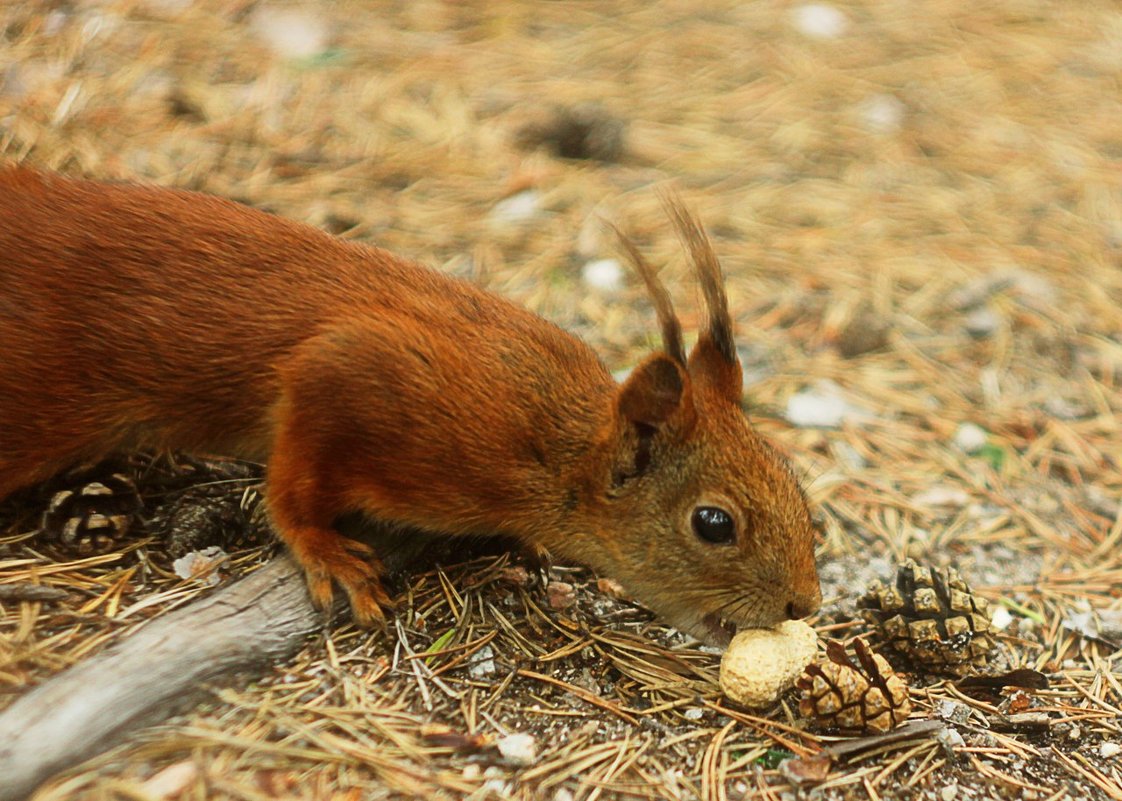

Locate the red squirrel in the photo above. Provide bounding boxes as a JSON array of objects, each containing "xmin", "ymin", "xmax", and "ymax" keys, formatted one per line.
[{"xmin": 0, "ymin": 165, "xmax": 820, "ymax": 645}]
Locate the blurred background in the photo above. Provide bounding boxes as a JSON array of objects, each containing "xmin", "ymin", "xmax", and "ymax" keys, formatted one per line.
[
  {"xmin": 2, "ymin": 1, "xmax": 1121, "ymax": 796},
  {"xmin": 4, "ymin": 0, "xmax": 1117, "ymax": 574}
]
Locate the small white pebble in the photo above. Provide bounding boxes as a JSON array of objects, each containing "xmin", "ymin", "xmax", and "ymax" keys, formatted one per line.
[
  {"xmin": 683, "ymin": 707, "xmax": 704, "ymax": 721},
  {"xmin": 1043, "ymin": 397, "xmax": 1082, "ymax": 420},
  {"xmin": 859, "ymin": 94, "xmax": 905, "ymax": 134},
  {"xmin": 964, "ymin": 306, "xmax": 1000, "ymax": 339},
  {"xmin": 940, "ymin": 784, "xmax": 958, "ymax": 801},
  {"xmin": 1100, "ymin": 741, "xmax": 1121, "ymax": 759},
  {"xmin": 792, "ymin": 3, "xmax": 848, "ymax": 39},
  {"xmin": 462, "ymin": 764, "xmax": 481, "ymax": 780},
  {"xmin": 936, "ymin": 699, "xmax": 971, "ymax": 724},
  {"xmin": 489, "ymin": 190, "xmax": 541, "ymax": 225},
  {"xmin": 936, "ymin": 726, "xmax": 965, "ymax": 750},
  {"xmin": 468, "ymin": 645, "xmax": 496, "ymax": 679},
  {"xmin": 953, "ymin": 422, "xmax": 988, "ymax": 454},
  {"xmin": 581, "ymin": 258, "xmax": 624, "ymax": 293},
  {"xmin": 250, "ymin": 7, "xmax": 329, "ymax": 59},
  {"xmin": 990, "ymin": 605, "xmax": 1014, "ymax": 631},
  {"xmin": 913, "ymin": 485, "xmax": 971, "ymax": 508},
  {"xmin": 496, "ymin": 732, "xmax": 537, "ymax": 766},
  {"xmin": 785, "ymin": 381, "xmax": 866, "ymax": 428}
]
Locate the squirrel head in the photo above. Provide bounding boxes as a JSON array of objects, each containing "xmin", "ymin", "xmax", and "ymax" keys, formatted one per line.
[{"xmin": 578, "ymin": 199, "xmax": 821, "ymax": 646}]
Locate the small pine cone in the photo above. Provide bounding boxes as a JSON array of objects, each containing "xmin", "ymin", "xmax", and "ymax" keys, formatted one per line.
[
  {"xmin": 154, "ymin": 485, "xmax": 268, "ymax": 557},
  {"xmin": 40, "ymin": 466, "xmax": 141, "ymax": 553},
  {"xmin": 858, "ymin": 559, "xmax": 995, "ymax": 675},
  {"xmin": 797, "ymin": 639, "xmax": 912, "ymax": 734}
]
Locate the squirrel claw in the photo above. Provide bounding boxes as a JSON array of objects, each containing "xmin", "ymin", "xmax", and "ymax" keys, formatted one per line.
[
  {"xmin": 286, "ymin": 528, "xmax": 394, "ymax": 627},
  {"xmin": 345, "ymin": 581, "xmax": 394, "ymax": 629}
]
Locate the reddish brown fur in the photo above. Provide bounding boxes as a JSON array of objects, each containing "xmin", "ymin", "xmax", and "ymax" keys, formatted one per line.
[{"xmin": 0, "ymin": 165, "xmax": 820, "ymax": 643}]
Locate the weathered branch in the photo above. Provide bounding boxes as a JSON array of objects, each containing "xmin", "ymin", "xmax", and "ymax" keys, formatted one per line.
[{"xmin": 0, "ymin": 556, "xmax": 323, "ymax": 801}]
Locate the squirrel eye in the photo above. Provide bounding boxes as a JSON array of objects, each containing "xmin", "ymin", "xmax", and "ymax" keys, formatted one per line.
[{"xmin": 691, "ymin": 506, "xmax": 736, "ymax": 544}]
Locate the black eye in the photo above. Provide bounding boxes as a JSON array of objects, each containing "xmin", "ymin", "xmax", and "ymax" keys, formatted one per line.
[{"xmin": 692, "ymin": 506, "xmax": 736, "ymax": 544}]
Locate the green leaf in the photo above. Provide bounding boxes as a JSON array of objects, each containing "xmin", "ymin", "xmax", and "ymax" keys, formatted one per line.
[
  {"xmin": 425, "ymin": 629, "xmax": 456, "ymax": 665},
  {"xmin": 295, "ymin": 47, "xmax": 350, "ymax": 69},
  {"xmin": 756, "ymin": 747, "xmax": 793, "ymax": 770},
  {"xmin": 998, "ymin": 597, "xmax": 1045, "ymax": 624},
  {"xmin": 977, "ymin": 442, "xmax": 1005, "ymax": 471}
]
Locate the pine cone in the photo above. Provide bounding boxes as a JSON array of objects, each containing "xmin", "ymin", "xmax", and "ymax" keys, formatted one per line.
[
  {"xmin": 40, "ymin": 465, "xmax": 141, "ymax": 553},
  {"xmin": 797, "ymin": 639, "xmax": 912, "ymax": 733},
  {"xmin": 858, "ymin": 559, "xmax": 995, "ymax": 675},
  {"xmin": 154, "ymin": 485, "xmax": 268, "ymax": 556},
  {"xmin": 137, "ymin": 454, "xmax": 266, "ymax": 555}
]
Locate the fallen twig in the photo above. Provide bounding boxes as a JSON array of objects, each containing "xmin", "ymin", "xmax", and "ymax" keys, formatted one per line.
[{"xmin": 0, "ymin": 556, "xmax": 322, "ymax": 801}]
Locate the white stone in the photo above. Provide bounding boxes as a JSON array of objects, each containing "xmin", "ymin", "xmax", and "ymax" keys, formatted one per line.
[
  {"xmin": 683, "ymin": 707, "xmax": 704, "ymax": 720},
  {"xmin": 953, "ymin": 422, "xmax": 988, "ymax": 454},
  {"xmin": 860, "ymin": 94, "xmax": 905, "ymax": 134},
  {"xmin": 936, "ymin": 726, "xmax": 965, "ymax": 750},
  {"xmin": 489, "ymin": 190, "xmax": 541, "ymax": 225},
  {"xmin": 936, "ymin": 699, "xmax": 971, "ymax": 724},
  {"xmin": 496, "ymin": 732, "xmax": 537, "ymax": 766},
  {"xmin": 792, "ymin": 4, "xmax": 848, "ymax": 39},
  {"xmin": 785, "ymin": 381, "xmax": 867, "ymax": 428},
  {"xmin": 964, "ymin": 306, "xmax": 1000, "ymax": 339},
  {"xmin": 913, "ymin": 485, "xmax": 971, "ymax": 508},
  {"xmin": 1100, "ymin": 741, "xmax": 1121, "ymax": 759},
  {"xmin": 250, "ymin": 7, "xmax": 330, "ymax": 60},
  {"xmin": 990, "ymin": 605, "xmax": 1014, "ymax": 631},
  {"xmin": 468, "ymin": 645, "xmax": 496, "ymax": 679},
  {"xmin": 582, "ymin": 258, "xmax": 624, "ymax": 293}
]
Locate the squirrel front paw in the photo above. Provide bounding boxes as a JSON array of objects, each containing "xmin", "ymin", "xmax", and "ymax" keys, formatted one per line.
[{"xmin": 283, "ymin": 526, "xmax": 395, "ymax": 627}]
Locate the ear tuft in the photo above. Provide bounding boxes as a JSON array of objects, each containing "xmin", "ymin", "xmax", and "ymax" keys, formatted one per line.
[
  {"xmin": 661, "ymin": 194, "xmax": 737, "ymax": 366},
  {"xmin": 607, "ymin": 222, "xmax": 687, "ymax": 367},
  {"xmin": 618, "ymin": 354, "xmax": 689, "ymax": 428}
]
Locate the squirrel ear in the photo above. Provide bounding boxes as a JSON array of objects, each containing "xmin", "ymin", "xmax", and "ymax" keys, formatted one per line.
[
  {"xmin": 687, "ymin": 333, "xmax": 743, "ymax": 402},
  {"xmin": 617, "ymin": 353, "xmax": 693, "ymax": 429}
]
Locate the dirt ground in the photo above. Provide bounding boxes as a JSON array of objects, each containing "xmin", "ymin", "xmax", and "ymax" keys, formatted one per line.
[{"xmin": 1, "ymin": 0, "xmax": 1121, "ymax": 799}]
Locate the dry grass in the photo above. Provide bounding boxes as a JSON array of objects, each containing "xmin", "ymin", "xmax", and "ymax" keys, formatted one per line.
[{"xmin": 1, "ymin": 0, "xmax": 1121, "ymax": 798}]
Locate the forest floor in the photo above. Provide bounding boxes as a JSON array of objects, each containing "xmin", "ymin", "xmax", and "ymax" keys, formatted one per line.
[{"xmin": 1, "ymin": 1, "xmax": 1120, "ymax": 799}]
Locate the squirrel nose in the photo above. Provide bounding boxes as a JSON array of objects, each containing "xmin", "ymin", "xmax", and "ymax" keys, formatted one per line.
[{"xmin": 785, "ymin": 593, "xmax": 821, "ymax": 621}]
